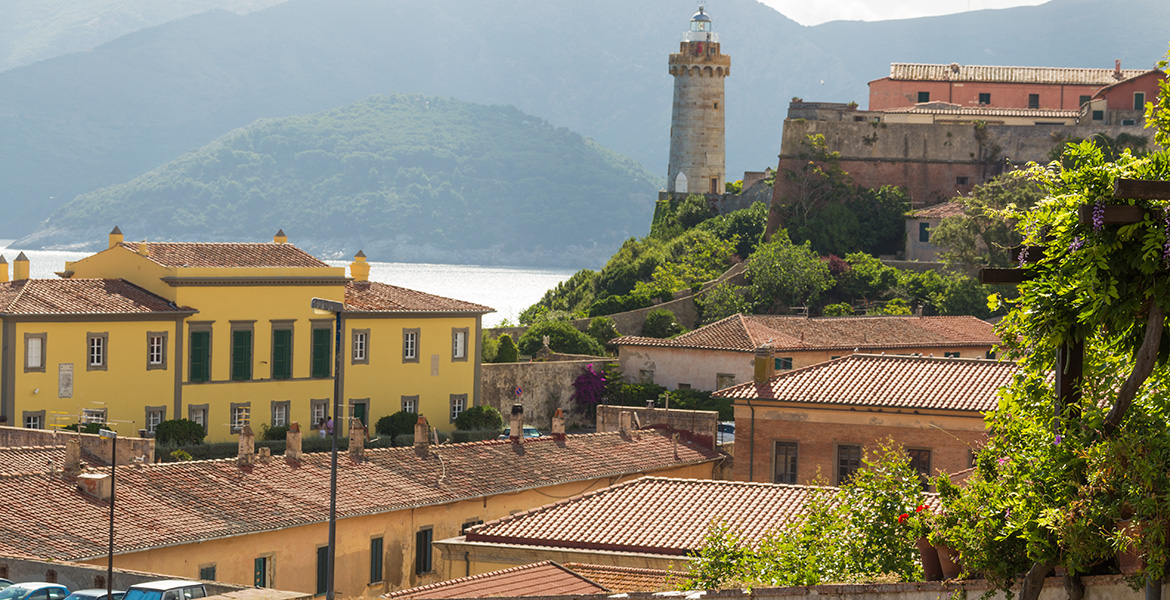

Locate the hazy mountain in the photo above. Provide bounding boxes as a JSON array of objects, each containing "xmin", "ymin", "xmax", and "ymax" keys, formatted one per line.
[
  {"xmin": 2, "ymin": 0, "xmax": 1167, "ymax": 242},
  {"xmin": 20, "ymin": 94, "xmax": 659, "ymax": 267}
]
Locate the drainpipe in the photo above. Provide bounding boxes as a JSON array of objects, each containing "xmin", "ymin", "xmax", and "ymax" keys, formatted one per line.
[{"xmin": 465, "ymin": 552, "xmax": 470, "ymax": 577}]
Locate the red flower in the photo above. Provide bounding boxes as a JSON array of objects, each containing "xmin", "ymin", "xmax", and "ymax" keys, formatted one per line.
[
  {"xmin": 898, "ymin": 513, "xmax": 909, "ymax": 523},
  {"xmin": 916, "ymin": 505, "xmax": 927, "ymax": 513}
]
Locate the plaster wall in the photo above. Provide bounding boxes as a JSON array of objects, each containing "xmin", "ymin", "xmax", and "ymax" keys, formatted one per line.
[{"xmin": 480, "ymin": 360, "xmax": 610, "ymax": 429}]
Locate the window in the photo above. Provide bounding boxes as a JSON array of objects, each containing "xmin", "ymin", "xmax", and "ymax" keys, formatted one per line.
[
  {"xmin": 87, "ymin": 332, "xmax": 108, "ymax": 371},
  {"xmin": 310, "ymin": 399, "xmax": 328, "ymax": 429},
  {"xmin": 907, "ymin": 448, "xmax": 932, "ymax": 488},
  {"xmin": 1028, "ymin": 93, "xmax": 1039, "ymax": 109},
  {"xmin": 83, "ymin": 409, "xmax": 106, "ymax": 424},
  {"xmin": 956, "ymin": 176, "xmax": 969, "ymax": 186},
  {"xmin": 837, "ymin": 444, "xmax": 862, "ymax": 484},
  {"xmin": 716, "ymin": 373, "xmax": 736, "ymax": 389},
  {"xmin": 147, "ymin": 332, "xmax": 167, "ymax": 370},
  {"xmin": 450, "ymin": 394, "xmax": 467, "ymax": 423},
  {"xmin": 401, "ymin": 395, "xmax": 418, "ymax": 414},
  {"xmin": 415, "ymin": 528, "xmax": 433, "ymax": 574},
  {"xmin": 24, "ymin": 333, "xmax": 46, "ymax": 373},
  {"xmin": 349, "ymin": 399, "xmax": 369, "ymax": 427},
  {"xmin": 271, "ymin": 324, "xmax": 293, "ymax": 380},
  {"xmin": 198, "ymin": 564, "xmax": 216, "ymax": 581},
  {"xmin": 710, "ymin": 178, "xmax": 719, "ymax": 194},
  {"xmin": 1079, "ymin": 95, "xmax": 1091, "ymax": 107},
  {"xmin": 1121, "ymin": 118, "xmax": 1136, "ymax": 126},
  {"xmin": 713, "ymin": 101, "xmax": 719, "ymax": 109},
  {"xmin": 231, "ymin": 325, "xmax": 253, "ymax": 381},
  {"xmin": 978, "ymin": 92, "xmax": 990, "ymax": 105},
  {"xmin": 145, "ymin": 406, "xmax": 165, "ymax": 435},
  {"xmin": 774, "ymin": 357, "xmax": 793, "ymax": 370},
  {"xmin": 986, "ymin": 350, "xmax": 997, "ymax": 359},
  {"xmin": 918, "ymin": 222, "xmax": 930, "ymax": 243},
  {"xmin": 271, "ymin": 401, "xmax": 290, "ymax": 428},
  {"xmin": 189, "ymin": 326, "xmax": 212, "ymax": 383},
  {"xmin": 230, "ymin": 402, "xmax": 250, "ymax": 433},
  {"xmin": 23, "ymin": 410, "xmax": 45, "ymax": 429},
  {"xmin": 1092, "ymin": 110, "xmax": 1104, "ymax": 121},
  {"xmin": 369, "ymin": 537, "xmax": 384, "ymax": 584},
  {"xmin": 774, "ymin": 441, "xmax": 798, "ymax": 484},
  {"xmin": 917, "ymin": 91, "xmax": 930, "ymax": 103},
  {"xmin": 451, "ymin": 327, "xmax": 468, "ymax": 362},
  {"xmin": 352, "ymin": 329, "xmax": 370, "ymax": 365},
  {"xmin": 316, "ymin": 547, "xmax": 328, "ymax": 595},
  {"xmin": 311, "ymin": 326, "xmax": 332, "ymax": 378},
  {"xmin": 1135, "ymin": 92, "xmax": 1146, "ymax": 111},
  {"xmin": 944, "ymin": 351, "xmax": 960, "ymax": 358},
  {"xmin": 254, "ymin": 556, "xmax": 270, "ymax": 588},
  {"xmin": 639, "ymin": 369, "xmax": 654, "ymax": 384},
  {"xmin": 677, "ymin": 383, "xmax": 691, "ymax": 390},
  {"xmin": 189, "ymin": 405, "xmax": 208, "ymax": 432},
  {"xmin": 402, "ymin": 328, "xmax": 420, "ymax": 363}
]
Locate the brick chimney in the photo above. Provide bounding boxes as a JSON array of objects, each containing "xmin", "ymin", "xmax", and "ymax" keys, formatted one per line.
[
  {"xmin": 64, "ymin": 436, "xmax": 82, "ymax": 475},
  {"xmin": 509, "ymin": 403, "xmax": 524, "ymax": 442},
  {"xmin": 551, "ymin": 408, "xmax": 566, "ymax": 441},
  {"xmin": 414, "ymin": 415, "xmax": 429, "ymax": 455},
  {"xmin": 274, "ymin": 229, "xmax": 288, "ymax": 244},
  {"xmin": 108, "ymin": 226, "xmax": 123, "ymax": 248},
  {"xmin": 0, "ymin": 255, "xmax": 7, "ymax": 283},
  {"xmin": 12, "ymin": 252, "xmax": 29, "ymax": 281},
  {"xmin": 350, "ymin": 250, "xmax": 370, "ymax": 282},
  {"xmin": 348, "ymin": 418, "xmax": 365, "ymax": 460},
  {"xmin": 237, "ymin": 425, "xmax": 256, "ymax": 466},
  {"xmin": 754, "ymin": 345, "xmax": 775, "ymax": 385},
  {"xmin": 257, "ymin": 447, "xmax": 272, "ymax": 464},
  {"xmin": 285, "ymin": 422, "xmax": 303, "ymax": 462}
]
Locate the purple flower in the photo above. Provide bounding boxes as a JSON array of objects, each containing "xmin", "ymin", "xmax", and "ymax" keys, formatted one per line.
[
  {"xmin": 1018, "ymin": 246, "xmax": 1029, "ymax": 267},
  {"xmin": 1163, "ymin": 209, "xmax": 1170, "ymax": 262},
  {"xmin": 1069, "ymin": 237, "xmax": 1083, "ymax": 252},
  {"xmin": 997, "ymin": 457, "xmax": 1008, "ymax": 466},
  {"xmin": 1054, "ymin": 434, "xmax": 1062, "ymax": 445},
  {"xmin": 1093, "ymin": 201, "xmax": 1105, "ymax": 231}
]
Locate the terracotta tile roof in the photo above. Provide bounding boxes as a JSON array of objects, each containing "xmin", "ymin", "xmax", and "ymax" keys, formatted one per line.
[
  {"xmin": 384, "ymin": 561, "xmax": 608, "ymax": 599},
  {"xmin": 910, "ymin": 201, "xmax": 966, "ymax": 219},
  {"xmin": 714, "ymin": 354, "xmax": 1016, "ymax": 413},
  {"xmin": 345, "ymin": 281, "xmax": 493, "ymax": 314},
  {"xmin": 886, "ymin": 63, "xmax": 1146, "ymax": 85},
  {"xmin": 120, "ymin": 242, "xmax": 328, "ymax": 268},
  {"xmin": 882, "ymin": 104, "xmax": 1080, "ymax": 119},
  {"xmin": 1092, "ymin": 69, "xmax": 1167, "ymax": 99},
  {"xmin": 464, "ymin": 477, "xmax": 821, "ymax": 556},
  {"xmin": 0, "ymin": 430, "xmax": 719, "ymax": 561},
  {"xmin": 563, "ymin": 563, "xmax": 671, "ymax": 593},
  {"xmin": 613, "ymin": 315, "xmax": 998, "ymax": 353},
  {"xmin": 0, "ymin": 446, "xmax": 97, "ymax": 476},
  {"xmin": 0, "ymin": 279, "xmax": 185, "ymax": 315}
]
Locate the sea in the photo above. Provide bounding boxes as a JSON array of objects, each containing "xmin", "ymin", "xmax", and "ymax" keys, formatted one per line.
[{"xmin": 0, "ymin": 242, "xmax": 577, "ymax": 327}]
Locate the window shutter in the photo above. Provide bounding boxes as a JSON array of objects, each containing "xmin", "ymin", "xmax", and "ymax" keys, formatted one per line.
[
  {"xmin": 312, "ymin": 328, "xmax": 331, "ymax": 378},
  {"xmin": 254, "ymin": 557, "xmax": 264, "ymax": 588},
  {"xmin": 316, "ymin": 547, "xmax": 328, "ymax": 595},
  {"xmin": 232, "ymin": 330, "xmax": 252, "ymax": 381},
  {"xmin": 190, "ymin": 331, "xmax": 210, "ymax": 382},
  {"xmin": 273, "ymin": 330, "xmax": 292, "ymax": 379}
]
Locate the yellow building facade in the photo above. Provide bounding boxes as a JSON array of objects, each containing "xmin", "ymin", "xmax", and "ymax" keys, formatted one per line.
[{"xmin": 2, "ymin": 228, "xmax": 490, "ymax": 441}]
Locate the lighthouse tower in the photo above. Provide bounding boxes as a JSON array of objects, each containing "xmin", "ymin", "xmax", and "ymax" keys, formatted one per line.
[{"xmin": 666, "ymin": 5, "xmax": 730, "ymax": 195}]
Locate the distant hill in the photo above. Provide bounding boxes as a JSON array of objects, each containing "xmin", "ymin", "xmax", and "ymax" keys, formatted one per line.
[
  {"xmin": 2, "ymin": 0, "xmax": 1167, "ymax": 240},
  {"xmin": 19, "ymin": 94, "xmax": 659, "ymax": 267}
]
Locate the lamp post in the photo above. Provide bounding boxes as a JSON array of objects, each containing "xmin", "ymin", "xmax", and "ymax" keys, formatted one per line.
[
  {"xmin": 310, "ymin": 298, "xmax": 345, "ymax": 600},
  {"xmin": 99, "ymin": 428, "xmax": 117, "ymax": 599}
]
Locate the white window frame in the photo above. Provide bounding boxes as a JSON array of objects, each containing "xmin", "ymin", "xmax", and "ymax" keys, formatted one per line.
[
  {"xmin": 403, "ymin": 330, "xmax": 419, "ymax": 362},
  {"xmin": 353, "ymin": 331, "xmax": 368, "ymax": 362},
  {"xmin": 402, "ymin": 395, "xmax": 418, "ymax": 414},
  {"xmin": 190, "ymin": 406, "xmax": 208, "ymax": 430},
  {"xmin": 148, "ymin": 333, "xmax": 166, "ymax": 367},
  {"xmin": 87, "ymin": 333, "xmax": 108, "ymax": 370},
  {"xmin": 231, "ymin": 405, "xmax": 250, "ymax": 432},
  {"xmin": 25, "ymin": 333, "xmax": 46, "ymax": 372},
  {"xmin": 311, "ymin": 399, "xmax": 328, "ymax": 429},
  {"xmin": 146, "ymin": 409, "xmax": 164, "ymax": 434},
  {"xmin": 272, "ymin": 402, "xmax": 288, "ymax": 428},
  {"xmin": 25, "ymin": 413, "xmax": 44, "ymax": 429},
  {"xmin": 452, "ymin": 329, "xmax": 468, "ymax": 361},
  {"xmin": 449, "ymin": 394, "xmax": 466, "ymax": 423},
  {"xmin": 83, "ymin": 409, "xmax": 106, "ymax": 424}
]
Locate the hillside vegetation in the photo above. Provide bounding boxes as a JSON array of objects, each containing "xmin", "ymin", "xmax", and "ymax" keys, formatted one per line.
[{"xmin": 31, "ymin": 94, "xmax": 658, "ymax": 265}]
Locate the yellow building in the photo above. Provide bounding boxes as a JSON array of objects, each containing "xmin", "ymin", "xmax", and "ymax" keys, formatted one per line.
[{"xmin": 3, "ymin": 228, "xmax": 491, "ymax": 441}]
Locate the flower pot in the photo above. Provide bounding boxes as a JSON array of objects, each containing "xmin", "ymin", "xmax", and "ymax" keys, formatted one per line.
[
  {"xmin": 1115, "ymin": 519, "xmax": 1143, "ymax": 575},
  {"xmin": 918, "ymin": 537, "xmax": 944, "ymax": 581},
  {"xmin": 936, "ymin": 542, "xmax": 963, "ymax": 579}
]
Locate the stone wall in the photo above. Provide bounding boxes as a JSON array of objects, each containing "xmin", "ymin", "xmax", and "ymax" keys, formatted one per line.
[
  {"xmin": 0, "ymin": 554, "xmax": 249, "ymax": 595},
  {"xmin": 480, "ymin": 360, "xmax": 614, "ymax": 430},
  {"xmin": 596, "ymin": 406, "xmax": 719, "ymax": 450},
  {"xmin": 0, "ymin": 425, "xmax": 154, "ymax": 465}
]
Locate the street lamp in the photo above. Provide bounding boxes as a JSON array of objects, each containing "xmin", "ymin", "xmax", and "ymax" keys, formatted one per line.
[
  {"xmin": 310, "ymin": 297, "xmax": 345, "ymax": 600},
  {"xmin": 98, "ymin": 428, "xmax": 117, "ymax": 599}
]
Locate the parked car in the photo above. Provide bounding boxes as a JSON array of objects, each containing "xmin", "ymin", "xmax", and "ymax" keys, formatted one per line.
[
  {"xmin": 0, "ymin": 583, "xmax": 69, "ymax": 600},
  {"xmin": 0, "ymin": 581, "xmax": 12, "ymax": 591},
  {"xmin": 498, "ymin": 426, "xmax": 543, "ymax": 440},
  {"xmin": 64, "ymin": 589, "xmax": 125, "ymax": 600},
  {"xmin": 717, "ymin": 421, "xmax": 735, "ymax": 445},
  {"xmin": 123, "ymin": 581, "xmax": 205, "ymax": 600}
]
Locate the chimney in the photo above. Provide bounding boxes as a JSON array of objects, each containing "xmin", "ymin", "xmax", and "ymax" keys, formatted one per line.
[
  {"xmin": 754, "ymin": 345, "xmax": 775, "ymax": 384},
  {"xmin": 618, "ymin": 410, "xmax": 633, "ymax": 434},
  {"xmin": 12, "ymin": 252, "xmax": 29, "ymax": 281},
  {"xmin": 274, "ymin": 229, "xmax": 288, "ymax": 244},
  {"xmin": 413, "ymin": 415, "xmax": 430, "ymax": 454},
  {"xmin": 551, "ymin": 409, "xmax": 566, "ymax": 440},
  {"xmin": 0, "ymin": 255, "xmax": 7, "ymax": 283},
  {"xmin": 509, "ymin": 403, "xmax": 524, "ymax": 442},
  {"xmin": 108, "ymin": 226, "xmax": 123, "ymax": 248},
  {"xmin": 137, "ymin": 241, "xmax": 149, "ymax": 256},
  {"xmin": 348, "ymin": 418, "xmax": 365, "ymax": 460},
  {"xmin": 77, "ymin": 473, "xmax": 112, "ymax": 500},
  {"xmin": 257, "ymin": 447, "xmax": 272, "ymax": 463},
  {"xmin": 64, "ymin": 436, "xmax": 82, "ymax": 475},
  {"xmin": 350, "ymin": 250, "xmax": 370, "ymax": 282},
  {"xmin": 285, "ymin": 422, "xmax": 303, "ymax": 462},
  {"xmin": 237, "ymin": 425, "xmax": 256, "ymax": 466}
]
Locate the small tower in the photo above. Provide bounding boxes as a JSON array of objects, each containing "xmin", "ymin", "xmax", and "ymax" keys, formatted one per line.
[{"xmin": 666, "ymin": 5, "xmax": 730, "ymax": 195}]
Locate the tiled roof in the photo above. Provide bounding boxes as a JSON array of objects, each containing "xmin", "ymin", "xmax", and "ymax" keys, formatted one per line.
[
  {"xmin": 464, "ymin": 477, "xmax": 821, "ymax": 556},
  {"xmin": 613, "ymin": 315, "xmax": 998, "ymax": 353},
  {"xmin": 120, "ymin": 242, "xmax": 328, "ymax": 268},
  {"xmin": 714, "ymin": 354, "xmax": 1016, "ymax": 413},
  {"xmin": 345, "ymin": 281, "xmax": 493, "ymax": 314},
  {"xmin": 0, "ymin": 446, "xmax": 97, "ymax": 476},
  {"xmin": 563, "ymin": 563, "xmax": 671, "ymax": 593},
  {"xmin": 910, "ymin": 201, "xmax": 966, "ymax": 219},
  {"xmin": 384, "ymin": 561, "xmax": 608, "ymax": 599},
  {"xmin": 0, "ymin": 279, "xmax": 185, "ymax": 315},
  {"xmin": 883, "ymin": 104, "xmax": 1080, "ymax": 119},
  {"xmin": 886, "ymin": 63, "xmax": 1146, "ymax": 85},
  {"xmin": 0, "ymin": 431, "xmax": 719, "ymax": 561}
]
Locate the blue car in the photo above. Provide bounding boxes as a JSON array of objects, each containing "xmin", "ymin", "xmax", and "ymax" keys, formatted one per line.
[{"xmin": 0, "ymin": 583, "xmax": 69, "ymax": 600}]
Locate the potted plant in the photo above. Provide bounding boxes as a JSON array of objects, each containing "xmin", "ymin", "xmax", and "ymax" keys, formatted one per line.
[{"xmin": 903, "ymin": 504, "xmax": 943, "ymax": 581}]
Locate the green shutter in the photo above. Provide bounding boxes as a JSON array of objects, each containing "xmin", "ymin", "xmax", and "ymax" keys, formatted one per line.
[
  {"xmin": 190, "ymin": 331, "xmax": 210, "ymax": 383},
  {"xmin": 232, "ymin": 330, "xmax": 252, "ymax": 381},
  {"xmin": 272, "ymin": 329, "xmax": 292, "ymax": 380},
  {"xmin": 312, "ymin": 328, "xmax": 331, "ymax": 378},
  {"xmin": 254, "ymin": 557, "xmax": 264, "ymax": 588},
  {"xmin": 316, "ymin": 547, "xmax": 329, "ymax": 595}
]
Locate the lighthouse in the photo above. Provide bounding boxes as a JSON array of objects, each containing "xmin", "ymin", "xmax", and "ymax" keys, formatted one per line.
[{"xmin": 666, "ymin": 5, "xmax": 730, "ymax": 195}]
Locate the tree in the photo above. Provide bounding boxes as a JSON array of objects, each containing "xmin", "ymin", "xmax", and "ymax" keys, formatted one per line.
[
  {"xmin": 494, "ymin": 334, "xmax": 519, "ymax": 363},
  {"xmin": 929, "ymin": 173, "xmax": 1044, "ymax": 267},
  {"xmin": 154, "ymin": 419, "xmax": 206, "ymax": 446},
  {"xmin": 375, "ymin": 411, "xmax": 418, "ymax": 440},
  {"xmin": 480, "ymin": 330, "xmax": 499, "ymax": 362},
  {"xmin": 518, "ymin": 320, "xmax": 605, "ymax": 356},
  {"xmin": 746, "ymin": 232, "xmax": 834, "ymax": 311},
  {"xmin": 586, "ymin": 316, "xmax": 620, "ymax": 349},
  {"xmin": 696, "ymin": 282, "xmax": 750, "ymax": 325},
  {"xmin": 641, "ymin": 308, "xmax": 685, "ymax": 338},
  {"xmin": 454, "ymin": 405, "xmax": 504, "ymax": 430}
]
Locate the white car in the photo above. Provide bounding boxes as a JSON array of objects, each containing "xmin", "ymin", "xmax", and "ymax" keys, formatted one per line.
[{"xmin": 717, "ymin": 421, "xmax": 735, "ymax": 445}]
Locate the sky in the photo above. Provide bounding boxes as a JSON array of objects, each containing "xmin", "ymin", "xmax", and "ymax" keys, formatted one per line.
[{"xmin": 756, "ymin": 0, "xmax": 1049, "ymax": 26}]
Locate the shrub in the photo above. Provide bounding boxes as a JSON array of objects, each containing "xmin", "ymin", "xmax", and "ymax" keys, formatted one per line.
[
  {"xmin": 586, "ymin": 316, "xmax": 620, "ymax": 349},
  {"xmin": 641, "ymin": 308, "xmax": 684, "ymax": 338},
  {"xmin": 481, "ymin": 330, "xmax": 499, "ymax": 362},
  {"xmin": 260, "ymin": 424, "xmax": 289, "ymax": 441},
  {"xmin": 822, "ymin": 303, "xmax": 853, "ymax": 316},
  {"xmin": 587, "ymin": 293, "xmax": 652, "ymax": 317},
  {"xmin": 696, "ymin": 282, "xmax": 749, "ymax": 325},
  {"xmin": 495, "ymin": 334, "xmax": 519, "ymax": 363},
  {"xmin": 454, "ymin": 405, "xmax": 504, "ymax": 431},
  {"xmin": 571, "ymin": 363, "xmax": 608, "ymax": 415},
  {"xmin": 154, "ymin": 419, "xmax": 206, "ymax": 446},
  {"xmin": 518, "ymin": 320, "xmax": 605, "ymax": 356},
  {"xmin": 62, "ymin": 422, "xmax": 108, "ymax": 434},
  {"xmin": 169, "ymin": 449, "xmax": 193, "ymax": 462},
  {"xmin": 375, "ymin": 411, "xmax": 419, "ymax": 440}
]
